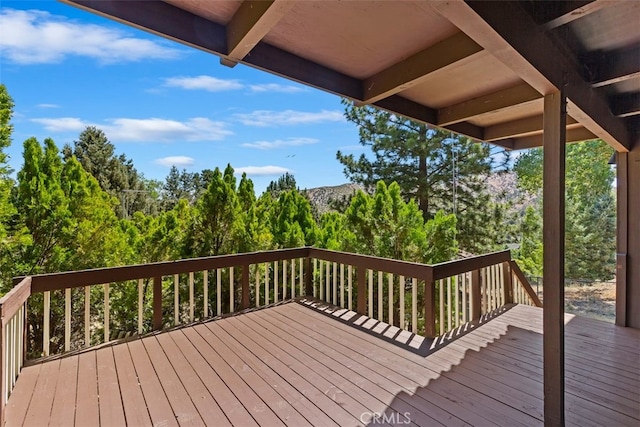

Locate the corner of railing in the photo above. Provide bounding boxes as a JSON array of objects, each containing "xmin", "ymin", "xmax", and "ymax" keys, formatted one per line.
[{"xmin": 509, "ymin": 260, "xmax": 543, "ymax": 308}]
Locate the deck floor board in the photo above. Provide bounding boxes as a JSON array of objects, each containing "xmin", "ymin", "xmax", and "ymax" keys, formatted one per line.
[{"xmin": 5, "ymin": 302, "xmax": 639, "ymax": 427}]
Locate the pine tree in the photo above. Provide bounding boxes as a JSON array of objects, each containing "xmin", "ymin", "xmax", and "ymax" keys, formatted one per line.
[
  {"xmin": 0, "ymin": 84, "xmax": 15, "ymax": 242},
  {"xmin": 337, "ymin": 100, "xmax": 502, "ymax": 252}
]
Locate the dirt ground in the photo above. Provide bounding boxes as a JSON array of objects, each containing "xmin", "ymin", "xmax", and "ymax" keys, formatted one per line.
[
  {"xmin": 532, "ymin": 281, "xmax": 616, "ymax": 323},
  {"xmin": 563, "ymin": 281, "xmax": 616, "ymax": 323}
]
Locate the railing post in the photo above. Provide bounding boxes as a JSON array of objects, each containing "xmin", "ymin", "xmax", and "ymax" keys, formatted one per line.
[
  {"xmin": 357, "ymin": 266, "xmax": 366, "ymax": 315},
  {"xmin": 502, "ymin": 261, "xmax": 513, "ymax": 304},
  {"xmin": 471, "ymin": 269, "xmax": 481, "ymax": 321},
  {"xmin": 1, "ymin": 311, "xmax": 5, "ymax": 427},
  {"xmin": 424, "ymin": 277, "xmax": 436, "ymax": 338},
  {"xmin": 304, "ymin": 256, "xmax": 313, "ymax": 296},
  {"xmin": 242, "ymin": 264, "xmax": 250, "ymax": 309},
  {"xmin": 153, "ymin": 276, "xmax": 162, "ymax": 331}
]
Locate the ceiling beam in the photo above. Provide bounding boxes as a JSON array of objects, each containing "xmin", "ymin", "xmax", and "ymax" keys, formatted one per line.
[
  {"xmin": 484, "ymin": 115, "xmax": 579, "ymax": 141},
  {"xmin": 505, "ymin": 127, "xmax": 597, "ymax": 150},
  {"xmin": 222, "ymin": 0, "xmax": 293, "ymax": 67},
  {"xmin": 522, "ymin": 0, "xmax": 614, "ymax": 30},
  {"xmin": 437, "ymin": 82, "xmax": 541, "ymax": 126},
  {"xmin": 586, "ymin": 46, "xmax": 640, "ymax": 88},
  {"xmin": 372, "ymin": 96, "xmax": 485, "ymax": 142},
  {"xmin": 611, "ymin": 92, "xmax": 640, "ymax": 118},
  {"xmin": 362, "ymin": 32, "xmax": 483, "ymax": 104},
  {"xmin": 432, "ymin": 0, "xmax": 631, "ymax": 151}
]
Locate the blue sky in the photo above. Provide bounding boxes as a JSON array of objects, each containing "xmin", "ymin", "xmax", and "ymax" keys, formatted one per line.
[{"xmin": 0, "ymin": 1, "xmax": 364, "ymax": 192}]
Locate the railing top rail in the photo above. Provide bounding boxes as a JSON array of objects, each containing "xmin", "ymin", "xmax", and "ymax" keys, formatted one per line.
[
  {"xmin": 0, "ymin": 277, "xmax": 31, "ymax": 326},
  {"xmin": 431, "ymin": 249, "xmax": 511, "ymax": 280},
  {"xmin": 308, "ymin": 247, "xmax": 434, "ymax": 280},
  {"xmin": 16, "ymin": 247, "xmax": 310, "ymax": 294}
]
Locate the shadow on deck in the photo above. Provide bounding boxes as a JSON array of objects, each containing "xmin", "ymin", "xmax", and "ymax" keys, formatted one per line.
[{"xmin": 5, "ymin": 303, "xmax": 639, "ymax": 426}]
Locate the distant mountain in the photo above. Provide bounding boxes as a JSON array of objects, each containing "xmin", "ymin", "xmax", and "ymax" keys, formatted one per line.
[{"xmin": 303, "ymin": 183, "xmax": 364, "ymax": 215}]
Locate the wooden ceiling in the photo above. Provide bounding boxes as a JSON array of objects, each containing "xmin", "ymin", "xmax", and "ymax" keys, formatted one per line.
[{"xmin": 62, "ymin": 0, "xmax": 639, "ymax": 151}]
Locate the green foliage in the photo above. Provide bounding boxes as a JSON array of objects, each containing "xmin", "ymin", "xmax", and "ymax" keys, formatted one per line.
[
  {"xmin": 337, "ymin": 100, "xmax": 503, "ymax": 252},
  {"xmin": 266, "ymin": 172, "xmax": 297, "ymax": 197},
  {"xmin": 271, "ymin": 189, "xmax": 317, "ymax": 248},
  {"xmin": 0, "ymin": 84, "xmax": 15, "ymax": 242},
  {"xmin": 514, "ymin": 140, "xmax": 616, "ymax": 280},
  {"xmin": 66, "ymin": 126, "xmax": 155, "ymax": 218}
]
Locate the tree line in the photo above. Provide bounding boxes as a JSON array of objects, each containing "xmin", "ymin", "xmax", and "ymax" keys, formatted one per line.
[{"xmin": 0, "ymin": 83, "xmax": 617, "ymax": 298}]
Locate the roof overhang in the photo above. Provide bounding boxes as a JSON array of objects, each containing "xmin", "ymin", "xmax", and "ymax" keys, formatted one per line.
[{"xmin": 61, "ymin": 0, "xmax": 639, "ymax": 151}]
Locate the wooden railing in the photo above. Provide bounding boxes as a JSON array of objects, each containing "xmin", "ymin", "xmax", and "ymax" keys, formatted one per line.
[
  {"xmin": 0, "ymin": 246, "xmax": 539, "ymax": 420},
  {"xmin": 307, "ymin": 248, "xmax": 540, "ymax": 338}
]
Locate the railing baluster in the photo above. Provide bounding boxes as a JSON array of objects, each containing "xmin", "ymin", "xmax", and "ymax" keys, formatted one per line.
[
  {"xmin": 229, "ymin": 266, "xmax": 234, "ymax": 313},
  {"xmin": 447, "ymin": 276, "xmax": 452, "ymax": 332},
  {"xmin": 84, "ymin": 286, "xmax": 90, "ymax": 347},
  {"xmin": 255, "ymin": 264, "xmax": 261, "ymax": 307},
  {"xmin": 368, "ymin": 269, "xmax": 373, "ymax": 318},
  {"xmin": 265, "ymin": 263, "xmax": 270, "ymax": 305},
  {"xmin": 439, "ymin": 279, "xmax": 444, "ymax": 333},
  {"xmin": 217, "ymin": 268, "xmax": 222, "ymax": 316},
  {"xmin": 299, "ymin": 258, "xmax": 304, "ymax": 297},
  {"xmin": 65, "ymin": 288, "xmax": 71, "ymax": 352},
  {"xmin": 43, "ymin": 290, "xmax": 50, "ymax": 357},
  {"xmin": 340, "ymin": 264, "xmax": 345, "ymax": 308},
  {"xmin": 388, "ymin": 273, "xmax": 393, "ymax": 326},
  {"xmin": 283, "ymin": 260, "xmax": 288, "ymax": 300},
  {"xmin": 319, "ymin": 260, "xmax": 323, "ymax": 300},
  {"xmin": 348, "ymin": 265, "xmax": 353, "ymax": 311},
  {"xmin": 292, "ymin": 259, "xmax": 296, "ymax": 299},
  {"xmin": 313, "ymin": 259, "xmax": 317, "ymax": 298},
  {"xmin": 377, "ymin": 271, "xmax": 383, "ymax": 322},
  {"xmin": 189, "ymin": 271, "xmax": 194, "ymax": 322},
  {"xmin": 411, "ymin": 278, "xmax": 418, "ymax": 334},
  {"xmin": 455, "ymin": 275, "xmax": 460, "ymax": 328},
  {"xmin": 275, "ymin": 261, "xmax": 279, "ymax": 303},
  {"xmin": 138, "ymin": 278, "xmax": 144, "ymax": 334},
  {"xmin": 325, "ymin": 261, "xmax": 330, "ymax": 303},
  {"xmin": 203, "ymin": 271, "xmax": 208, "ymax": 318},
  {"xmin": 399, "ymin": 275, "xmax": 405, "ymax": 330},
  {"xmin": 332, "ymin": 262, "xmax": 337, "ymax": 305},
  {"xmin": 174, "ymin": 274, "xmax": 179, "ymax": 325},
  {"xmin": 104, "ymin": 283, "xmax": 110, "ymax": 343},
  {"xmin": 462, "ymin": 273, "xmax": 467, "ymax": 323}
]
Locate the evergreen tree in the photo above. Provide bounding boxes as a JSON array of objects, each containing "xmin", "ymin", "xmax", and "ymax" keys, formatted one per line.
[
  {"xmin": 0, "ymin": 84, "xmax": 15, "ymax": 242},
  {"xmin": 271, "ymin": 189, "xmax": 317, "ymax": 248},
  {"xmin": 514, "ymin": 139, "xmax": 615, "ymax": 280},
  {"xmin": 266, "ymin": 172, "xmax": 297, "ymax": 197},
  {"xmin": 337, "ymin": 101, "xmax": 503, "ymax": 252},
  {"xmin": 65, "ymin": 126, "xmax": 153, "ymax": 218}
]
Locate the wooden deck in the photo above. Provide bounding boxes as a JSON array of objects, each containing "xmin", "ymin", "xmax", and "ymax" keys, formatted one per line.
[{"xmin": 4, "ymin": 302, "xmax": 639, "ymax": 426}]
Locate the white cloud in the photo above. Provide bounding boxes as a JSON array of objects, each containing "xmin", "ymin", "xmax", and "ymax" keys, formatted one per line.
[
  {"xmin": 234, "ymin": 110, "xmax": 344, "ymax": 127},
  {"xmin": 242, "ymin": 137, "xmax": 318, "ymax": 150},
  {"xmin": 31, "ymin": 116, "xmax": 232, "ymax": 142},
  {"xmin": 235, "ymin": 166, "xmax": 291, "ymax": 176},
  {"xmin": 249, "ymin": 83, "xmax": 304, "ymax": 93},
  {"xmin": 31, "ymin": 117, "xmax": 87, "ymax": 132},
  {"xmin": 36, "ymin": 103, "xmax": 60, "ymax": 109},
  {"xmin": 164, "ymin": 75, "xmax": 243, "ymax": 92},
  {"xmin": 0, "ymin": 8, "xmax": 181, "ymax": 64},
  {"xmin": 154, "ymin": 156, "xmax": 195, "ymax": 167}
]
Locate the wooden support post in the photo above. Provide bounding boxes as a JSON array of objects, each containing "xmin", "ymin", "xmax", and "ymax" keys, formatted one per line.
[
  {"xmin": 616, "ymin": 151, "xmax": 628, "ymax": 327},
  {"xmin": 357, "ymin": 266, "xmax": 366, "ymax": 315},
  {"xmin": 304, "ymin": 257, "xmax": 313, "ymax": 296},
  {"xmin": 543, "ymin": 90, "xmax": 566, "ymax": 427},
  {"xmin": 242, "ymin": 264, "xmax": 250, "ymax": 309},
  {"xmin": 502, "ymin": 261, "xmax": 513, "ymax": 304},
  {"xmin": 152, "ymin": 276, "xmax": 162, "ymax": 331},
  {"xmin": 470, "ymin": 269, "xmax": 481, "ymax": 321},
  {"xmin": 424, "ymin": 279, "xmax": 436, "ymax": 338}
]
